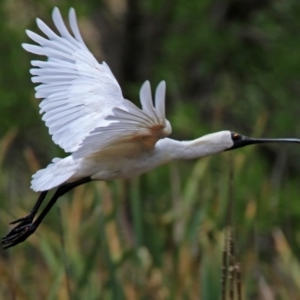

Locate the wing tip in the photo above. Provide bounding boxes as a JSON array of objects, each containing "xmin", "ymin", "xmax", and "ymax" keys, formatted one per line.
[
  {"xmin": 154, "ymin": 80, "xmax": 167, "ymax": 120},
  {"xmin": 35, "ymin": 18, "xmax": 43, "ymax": 30},
  {"xmin": 140, "ymin": 80, "xmax": 151, "ymax": 99},
  {"xmin": 21, "ymin": 43, "xmax": 32, "ymax": 51},
  {"xmin": 141, "ymin": 80, "xmax": 150, "ymax": 88},
  {"xmin": 52, "ymin": 6, "xmax": 60, "ymax": 17},
  {"xmin": 158, "ymin": 80, "xmax": 166, "ymax": 88},
  {"xmin": 69, "ymin": 7, "xmax": 75, "ymax": 16}
]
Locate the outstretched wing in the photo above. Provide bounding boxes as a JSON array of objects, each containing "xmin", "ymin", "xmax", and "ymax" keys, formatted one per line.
[{"xmin": 24, "ymin": 7, "xmax": 171, "ymax": 156}]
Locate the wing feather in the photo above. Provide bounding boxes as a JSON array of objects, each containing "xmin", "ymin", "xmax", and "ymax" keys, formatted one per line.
[
  {"xmin": 52, "ymin": 7, "xmax": 75, "ymax": 42},
  {"xmin": 139, "ymin": 81, "xmax": 159, "ymax": 122},
  {"xmin": 154, "ymin": 81, "xmax": 166, "ymax": 120},
  {"xmin": 69, "ymin": 8, "xmax": 87, "ymax": 45}
]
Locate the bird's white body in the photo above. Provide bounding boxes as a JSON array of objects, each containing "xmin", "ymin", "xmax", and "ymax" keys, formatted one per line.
[{"xmin": 32, "ymin": 132, "xmax": 233, "ymax": 191}]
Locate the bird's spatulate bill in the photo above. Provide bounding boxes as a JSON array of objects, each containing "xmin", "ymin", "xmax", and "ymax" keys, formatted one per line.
[{"xmin": 230, "ymin": 136, "xmax": 300, "ymax": 150}]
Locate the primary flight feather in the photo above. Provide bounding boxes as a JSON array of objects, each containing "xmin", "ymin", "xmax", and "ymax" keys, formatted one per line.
[{"xmin": 2, "ymin": 7, "xmax": 300, "ymax": 249}]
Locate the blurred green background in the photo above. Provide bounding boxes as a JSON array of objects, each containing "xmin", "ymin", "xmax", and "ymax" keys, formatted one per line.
[{"xmin": 1, "ymin": 0, "xmax": 300, "ymax": 299}]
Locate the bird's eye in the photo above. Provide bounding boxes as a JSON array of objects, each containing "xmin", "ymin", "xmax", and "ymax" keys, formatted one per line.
[{"xmin": 231, "ymin": 132, "xmax": 242, "ymax": 141}]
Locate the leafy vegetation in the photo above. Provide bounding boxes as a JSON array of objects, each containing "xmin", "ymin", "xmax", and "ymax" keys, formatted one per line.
[{"xmin": 1, "ymin": 0, "xmax": 300, "ymax": 299}]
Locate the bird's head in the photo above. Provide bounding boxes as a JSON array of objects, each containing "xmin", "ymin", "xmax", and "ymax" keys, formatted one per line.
[{"xmin": 226, "ymin": 131, "xmax": 300, "ymax": 151}]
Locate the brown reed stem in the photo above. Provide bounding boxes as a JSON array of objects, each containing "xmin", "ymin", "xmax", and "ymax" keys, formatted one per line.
[
  {"xmin": 221, "ymin": 229, "xmax": 228, "ymax": 300},
  {"xmin": 235, "ymin": 262, "xmax": 242, "ymax": 300},
  {"xmin": 229, "ymin": 228, "xmax": 235, "ymax": 300}
]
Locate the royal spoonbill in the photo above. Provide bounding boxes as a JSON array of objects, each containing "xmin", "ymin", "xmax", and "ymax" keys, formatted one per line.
[{"xmin": 2, "ymin": 7, "xmax": 300, "ymax": 249}]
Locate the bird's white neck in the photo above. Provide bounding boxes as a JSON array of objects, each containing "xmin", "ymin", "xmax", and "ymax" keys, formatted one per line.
[{"xmin": 157, "ymin": 131, "xmax": 233, "ymax": 161}]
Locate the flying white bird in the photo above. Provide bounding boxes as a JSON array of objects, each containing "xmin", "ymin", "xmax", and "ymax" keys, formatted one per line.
[{"xmin": 2, "ymin": 7, "xmax": 300, "ymax": 249}]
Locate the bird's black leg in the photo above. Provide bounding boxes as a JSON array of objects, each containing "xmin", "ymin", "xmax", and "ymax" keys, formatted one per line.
[
  {"xmin": 2, "ymin": 177, "xmax": 91, "ymax": 249},
  {"xmin": 9, "ymin": 191, "xmax": 48, "ymax": 225}
]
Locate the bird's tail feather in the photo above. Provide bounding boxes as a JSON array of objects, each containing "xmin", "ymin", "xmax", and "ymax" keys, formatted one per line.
[{"xmin": 31, "ymin": 156, "xmax": 77, "ymax": 192}]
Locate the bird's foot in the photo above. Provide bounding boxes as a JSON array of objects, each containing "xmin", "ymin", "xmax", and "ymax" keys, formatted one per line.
[
  {"xmin": 9, "ymin": 213, "xmax": 34, "ymax": 225},
  {"xmin": 2, "ymin": 218, "xmax": 37, "ymax": 249}
]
